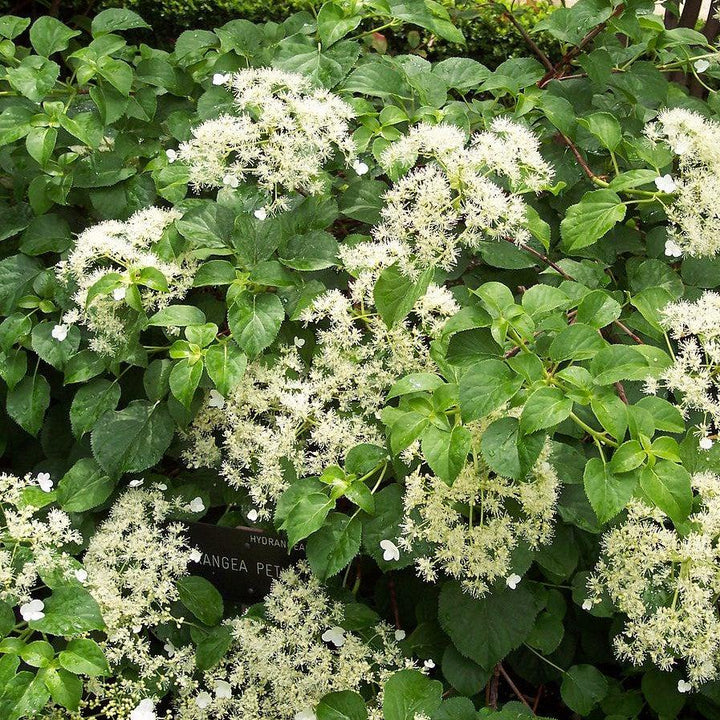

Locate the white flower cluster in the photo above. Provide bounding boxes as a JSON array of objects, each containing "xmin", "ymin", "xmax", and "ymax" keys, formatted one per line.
[
  {"xmin": 173, "ymin": 563, "xmax": 408, "ymax": 720},
  {"xmin": 183, "ymin": 286, "xmax": 457, "ymax": 517},
  {"xmin": 650, "ymin": 292, "xmax": 720, "ymax": 436},
  {"xmin": 177, "ymin": 68, "xmax": 356, "ymax": 213},
  {"xmin": 400, "ymin": 439, "xmax": 559, "ymax": 598},
  {"xmin": 646, "ymin": 108, "xmax": 720, "ymax": 257},
  {"xmin": 83, "ymin": 488, "xmax": 197, "ymax": 695},
  {"xmin": 588, "ymin": 472, "xmax": 720, "ymax": 687},
  {"xmin": 341, "ymin": 120, "xmax": 553, "ymax": 280},
  {"xmin": 56, "ymin": 207, "xmax": 194, "ymax": 355},
  {"xmin": 0, "ymin": 472, "xmax": 82, "ymax": 605}
]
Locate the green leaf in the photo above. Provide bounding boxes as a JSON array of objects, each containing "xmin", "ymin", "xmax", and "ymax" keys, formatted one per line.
[
  {"xmin": 26, "ymin": 126, "xmax": 57, "ymax": 167},
  {"xmin": 639, "ymin": 461, "xmax": 692, "ymax": 525},
  {"xmin": 317, "ymin": 690, "xmax": 368, "ymax": 720},
  {"xmin": 579, "ymin": 112, "xmax": 622, "ymax": 151},
  {"xmin": 576, "ymin": 290, "xmax": 622, "ymax": 329},
  {"xmin": 169, "ymin": 359, "xmax": 203, "ymax": 409},
  {"xmin": 30, "ymin": 586, "xmax": 105, "ymax": 636},
  {"xmin": 148, "ymin": 305, "xmax": 206, "ymax": 327},
  {"xmin": 70, "ymin": 379, "xmax": 122, "ymax": 438},
  {"xmin": 0, "ymin": 672, "xmax": 50, "ymax": 720},
  {"xmin": 58, "ymin": 639, "xmax": 109, "ymax": 677},
  {"xmin": 29, "ymin": 16, "xmax": 80, "ymax": 57},
  {"xmin": 421, "ymin": 425, "xmax": 471, "ymax": 484},
  {"xmin": 42, "ymin": 668, "xmax": 82, "ymax": 712},
  {"xmin": 6, "ymin": 56, "xmax": 60, "ymax": 103},
  {"xmin": 91, "ymin": 8, "xmax": 150, "ymax": 35},
  {"xmin": 205, "ymin": 343, "xmax": 247, "ymax": 397},
  {"xmin": 583, "ymin": 457, "xmax": 637, "ymax": 523},
  {"xmin": 560, "ymin": 190, "xmax": 626, "ymax": 251},
  {"xmin": 193, "ymin": 624, "xmax": 233, "ymax": 671},
  {"xmin": 177, "ymin": 576, "xmax": 224, "ymax": 626},
  {"xmin": 0, "ymin": 16, "xmax": 30, "ymax": 39},
  {"xmin": 520, "ymin": 387, "xmax": 573, "ymax": 434},
  {"xmin": 549, "ymin": 324, "xmax": 606, "ymax": 361},
  {"xmin": 31, "ymin": 322, "xmax": 81, "ymax": 370},
  {"xmin": 385, "ymin": 0, "xmax": 465, "ymax": 43},
  {"xmin": 0, "ymin": 254, "xmax": 43, "ymax": 315},
  {"xmin": 279, "ymin": 492, "xmax": 333, "ymax": 548},
  {"xmin": 383, "ymin": 669, "xmax": 444, "ymax": 720},
  {"xmin": 57, "ymin": 458, "xmax": 115, "ymax": 512},
  {"xmin": 438, "ymin": 582, "xmax": 538, "ymax": 669},
  {"xmin": 609, "ymin": 441, "xmax": 645, "ymax": 474},
  {"xmin": 7, "ymin": 374, "xmax": 50, "ymax": 436},
  {"xmin": 388, "ymin": 373, "xmax": 444, "ymax": 399},
  {"xmin": 227, "ymin": 292, "xmax": 284, "ymax": 357},
  {"xmin": 561, "ymin": 665, "xmax": 608, "ymax": 716},
  {"xmin": 374, "ymin": 264, "xmax": 433, "ymax": 329},
  {"xmin": 91, "ymin": 400, "xmax": 175, "ymax": 476},
  {"xmin": 459, "ymin": 359, "xmax": 523, "ymax": 422},
  {"xmin": 338, "ymin": 179, "xmax": 387, "ymax": 223},
  {"xmin": 480, "ymin": 417, "xmax": 545, "ymax": 480},
  {"xmin": 306, "ymin": 513, "xmax": 362, "ymax": 580}
]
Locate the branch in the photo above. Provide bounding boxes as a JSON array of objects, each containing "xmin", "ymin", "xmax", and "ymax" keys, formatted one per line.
[
  {"xmin": 502, "ymin": 11, "xmax": 554, "ymax": 72},
  {"xmin": 499, "ymin": 663, "xmax": 535, "ymax": 713}
]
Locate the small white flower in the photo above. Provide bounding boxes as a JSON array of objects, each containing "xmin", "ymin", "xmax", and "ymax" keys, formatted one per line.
[
  {"xmin": 20, "ymin": 599, "xmax": 45, "ymax": 622},
  {"xmin": 506, "ymin": 573, "xmax": 522, "ymax": 590},
  {"xmin": 321, "ymin": 626, "xmax": 346, "ymax": 647},
  {"xmin": 380, "ymin": 539, "xmax": 400, "ymax": 562},
  {"xmin": 51, "ymin": 324, "xmax": 68, "ymax": 342},
  {"xmin": 37, "ymin": 472, "xmax": 53, "ymax": 492},
  {"xmin": 75, "ymin": 568, "xmax": 88, "ymax": 583},
  {"xmin": 113, "ymin": 286, "xmax": 126, "ymax": 301},
  {"xmin": 166, "ymin": 149, "xmax": 177, "ymax": 163},
  {"xmin": 215, "ymin": 679, "xmax": 232, "ymax": 700},
  {"xmin": 352, "ymin": 160, "xmax": 369, "ymax": 175},
  {"xmin": 212, "ymin": 73, "xmax": 230, "ymax": 85},
  {"xmin": 190, "ymin": 549, "xmax": 202, "ymax": 563},
  {"xmin": 424, "ymin": 659, "xmax": 436, "ymax": 669},
  {"xmin": 295, "ymin": 710, "xmax": 316, "ymax": 720},
  {"xmin": 700, "ymin": 436, "xmax": 714, "ymax": 450},
  {"xmin": 132, "ymin": 624, "xmax": 143, "ymax": 633},
  {"xmin": 665, "ymin": 239, "xmax": 683, "ymax": 258},
  {"xmin": 394, "ymin": 629, "xmax": 406, "ymax": 641},
  {"xmin": 582, "ymin": 599, "xmax": 593, "ymax": 611},
  {"xmin": 247, "ymin": 508, "xmax": 259, "ymax": 522},
  {"xmin": 208, "ymin": 389, "xmax": 226, "ymax": 409},
  {"xmin": 189, "ymin": 496, "xmax": 205, "ymax": 513},
  {"xmin": 157, "ymin": 483, "xmax": 168, "ymax": 491},
  {"xmin": 678, "ymin": 679, "xmax": 693, "ymax": 693},
  {"xmin": 695, "ymin": 59, "xmax": 710, "ymax": 73},
  {"xmin": 654, "ymin": 173, "xmax": 677, "ymax": 193},
  {"xmin": 293, "ymin": 336, "xmax": 306, "ymax": 348},
  {"xmin": 254, "ymin": 207, "xmax": 267, "ymax": 221},
  {"xmin": 164, "ymin": 640, "xmax": 176, "ymax": 657},
  {"xmin": 674, "ymin": 137, "xmax": 691, "ymax": 155},
  {"xmin": 196, "ymin": 691, "xmax": 212, "ymax": 709},
  {"xmin": 128, "ymin": 478, "xmax": 144, "ymax": 488},
  {"xmin": 223, "ymin": 173, "xmax": 239, "ymax": 188},
  {"xmin": 131, "ymin": 699, "xmax": 156, "ymax": 720}
]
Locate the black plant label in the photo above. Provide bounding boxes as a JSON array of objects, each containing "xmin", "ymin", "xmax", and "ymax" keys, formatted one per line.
[{"xmin": 182, "ymin": 521, "xmax": 304, "ymax": 604}]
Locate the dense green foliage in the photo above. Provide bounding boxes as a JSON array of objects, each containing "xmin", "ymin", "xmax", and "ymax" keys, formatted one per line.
[{"xmin": 2, "ymin": 0, "xmax": 720, "ymax": 719}]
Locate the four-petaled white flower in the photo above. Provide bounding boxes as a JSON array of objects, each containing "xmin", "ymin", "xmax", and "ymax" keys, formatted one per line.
[
  {"xmin": 37, "ymin": 472, "xmax": 53, "ymax": 492},
  {"xmin": 293, "ymin": 336, "xmax": 306, "ymax": 347},
  {"xmin": 700, "ymin": 436, "xmax": 714, "ymax": 450},
  {"xmin": 196, "ymin": 691, "xmax": 212, "ymax": 709},
  {"xmin": 394, "ymin": 629, "xmax": 406, "ymax": 641},
  {"xmin": 113, "ymin": 286, "xmax": 126, "ymax": 301},
  {"xmin": 130, "ymin": 699, "xmax": 156, "ymax": 720},
  {"xmin": 380, "ymin": 539, "xmax": 400, "ymax": 562},
  {"xmin": 695, "ymin": 59, "xmax": 710, "ymax": 73},
  {"xmin": 247, "ymin": 508, "xmax": 259, "ymax": 522},
  {"xmin": 321, "ymin": 625, "xmax": 346, "ymax": 647},
  {"xmin": 654, "ymin": 174, "xmax": 677, "ymax": 193},
  {"xmin": 424, "ymin": 659, "xmax": 436, "ymax": 669},
  {"xmin": 51, "ymin": 324, "xmax": 68, "ymax": 342},
  {"xmin": 352, "ymin": 160, "xmax": 369, "ymax": 175},
  {"xmin": 295, "ymin": 710, "xmax": 316, "ymax": 720},
  {"xmin": 665, "ymin": 239, "xmax": 683, "ymax": 258},
  {"xmin": 506, "ymin": 573, "xmax": 522, "ymax": 590},
  {"xmin": 189, "ymin": 496, "xmax": 205, "ymax": 513},
  {"xmin": 164, "ymin": 640, "xmax": 176, "ymax": 657},
  {"xmin": 75, "ymin": 568, "xmax": 88, "ymax": 583},
  {"xmin": 254, "ymin": 207, "xmax": 268, "ymax": 221},
  {"xmin": 190, "ymin": 548, "xmax": 202, "ymax": 563},
  {"xmin": 223, "ymin": 173, "xmax": 239, "ymax": 188},
  {"xmin": 20, "ymin": 599, "xmax": 45, "ymax": 622},
  {"xmin": 678, "ymin": 679, "xmax": 693, "ymax": 693},
  {"xmin": 212, "ymin": 73, "xmax": 230, "ymax": 85},
  {"xmin": 215, "ymin": 679, "xmax": 232, "ymax": 700},
  {"xmin": 582, "ymin": 599, "xmax": 593, "ymax": 611},
  {"xmin": 166, "ymin": 149, "xmax": 178, "ymax": 163},
  {"xmin": 208, "ymin": 389, "xmax": 225, "ymax": 409},
  {"xmin": 157, "ymin": 483, "xmax": 168, "ymax": 491}
]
